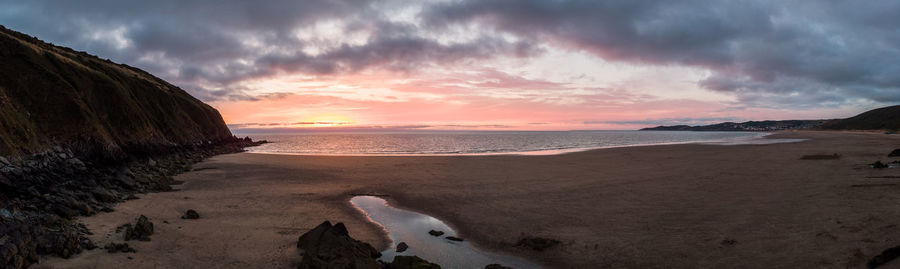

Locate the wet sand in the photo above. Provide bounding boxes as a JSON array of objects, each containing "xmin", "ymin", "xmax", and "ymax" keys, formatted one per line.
[{"xmin": 38, "ymin": 131, "xmax": 900, "ymax": 268}]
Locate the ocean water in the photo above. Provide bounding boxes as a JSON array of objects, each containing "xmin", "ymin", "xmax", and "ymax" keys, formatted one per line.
[{"xmin": 235, "ymin": 130, "xmax": 786, "ymax": 156}]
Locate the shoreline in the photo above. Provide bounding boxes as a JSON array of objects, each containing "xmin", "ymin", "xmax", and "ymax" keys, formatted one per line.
[
  {"xmin": 38, "ymin": 130, "xmax": 900, "ymax": 268},
  {"xmin": 243, "ymin": 131, "xmax": 778, "ymax": 157}
]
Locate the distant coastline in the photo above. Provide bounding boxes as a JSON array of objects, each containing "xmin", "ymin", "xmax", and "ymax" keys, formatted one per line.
[{"xmin": 640, "ymin": 120, "xmax": 831, "ymax": 132}]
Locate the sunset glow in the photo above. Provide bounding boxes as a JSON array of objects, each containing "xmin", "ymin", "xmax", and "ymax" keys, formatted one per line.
[{"xmin": 5, "ymin": 1, "xmax": 897, "ymax": 131}]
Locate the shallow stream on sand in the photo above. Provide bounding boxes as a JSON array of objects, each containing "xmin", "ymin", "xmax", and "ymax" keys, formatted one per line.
[{"xmin": 350, "ymin": 196, "xmax": 540, "ymax": 269}]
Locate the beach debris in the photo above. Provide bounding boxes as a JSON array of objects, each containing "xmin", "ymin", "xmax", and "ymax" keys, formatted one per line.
[
  {"xmin": 296, "ymin": 221, "xmax": 382, "ymax": 269},
  {"xmin": 104, "ymin": 242, "xmax": 136, "ymax": 253},
  {"xmin": 182, "ymin": 209, "xmax": 200, "ymax": 219},
  {"xmin": 396, "ymin": 242, "xmax": 409, "ymax": 252},
  {"xmin": 800, "ymin": 154, "xmax": 841, "ymax": 160},
  {"xmin": 124, "ymin": 215, "xmax": 154, "ymax": 241},
  {"xmin": 868, "ymin": 245, "xmax": 900, "ymax": 268},
  {"xmin": 890, "ymin": 149, "xmax": 900, "ymax": 157},
  {"xmin": 428, "ymin": 230, "xmax": 444, "ymax": 236},
  {"xmin": 871, "ymin": 161, "xmax": 890, "ymax": 169},
  {"xmin": 387, "ymin": 255, "xmax": 441, "ymax": 269},
  {"xmin": 516, "ymin": 236, "xmax": 561, "ymax": 251},
  {"xmin": 485, "ymin": 264, "xmax": 513, "ymax": 269},
  {"xmin": 445, "ymin": 236, "xmax": 464, "ymax": 242}
]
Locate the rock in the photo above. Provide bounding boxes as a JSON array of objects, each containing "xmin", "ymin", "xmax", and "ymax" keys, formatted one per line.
[
  {"xmin": 872, "ymin": 161, "xmax": 890, "ymax": 169},
  {"xmin": 0, "ymin": 156, "xmax": 9, "ymax": 166},
  {"xmin": 66, "ymin": 158, "xmax": 86, "ymax": 170},
  {"xmin": 428, "ymin": 230, "xmax": 444, "ymax": 237},
  {"xmin": 124, "ymin": 215, "xmax": 153, "ymax": 241},
  {"xmin": 869, "ymin": 245, "xmax": 900, "ymax": 268},
  {"xmin": 181, "ymin": 209, "xmax": 200, "ymax": 219},
  {"xmin": 104, "ymin": 242, "xmax": 136, "ymax": 253},
  {"xmin": 296, "ymin": 221, "xmax": 382, "ymax": 269},
  {"xmin": 445, "ymin": 236, "xmax": 464, "ymax": 242},
  {"xmin": 385, "ymin": 255, "xmax": 441, "ymax": 269},
  {"xmin": 91, "ymin": 187, "xmax": 118, "ymax": 203},
  {"xmin": 396, "ymin": 242, "xmax": 408, "ymax": 252},
  {"xmin": 0, "ymin": 174, "xmax": 12, "ymax": 188},
  {"xmin": 485, "ymin": 264, "xmax": 512, "ymax": 269},
  {"xmin": 147, "ymin": 159, "xmax": 157, "ymax": 167},
  {"xmin": 890, "ymin": 149, "xmax": 900, "ymax": 157},
  {"xmin": 516, "ymin": 236, "xmax": 560, "ymax": 251}
]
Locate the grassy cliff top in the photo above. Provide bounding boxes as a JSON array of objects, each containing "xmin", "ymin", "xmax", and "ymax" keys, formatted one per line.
[{"xmin": 0, "ymin": 25, "xmax": 234, "ymax": 159}]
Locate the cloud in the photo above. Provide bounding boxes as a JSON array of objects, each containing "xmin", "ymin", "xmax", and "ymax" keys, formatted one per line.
[
  {"xmin": 0, "ymin": 0, "xmax": 539, "ymax": 101},
  {"xmin": 2, "ymin": 0, "xmax": 898, "ymax": 110},
  {"xmin": 424, "ymin": 0, "xmax": 900, "ymax": 107}
]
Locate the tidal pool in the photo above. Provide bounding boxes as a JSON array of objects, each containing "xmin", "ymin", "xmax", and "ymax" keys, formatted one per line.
[{"xmin": 350, "ymin": 196, "xmax": 541, "ymax": 269}]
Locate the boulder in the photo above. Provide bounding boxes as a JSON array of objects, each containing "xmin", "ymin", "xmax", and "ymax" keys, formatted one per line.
[
  {"xmin": 385, "ymin": 256, "xmax": 441, "ymax": 269},
  {"xmin": 445, "ymin": 236, "xmax": 463, "ymax": 242},
  {"xmin": 484, "ymin": 264, "xmax": 512, "ymax": 269},
  {"xmin": 890, "ymin": 149, "xmax": 900, "ymax": 157},
  {"xmin": 124, "ymin": 215, "xmax": 153, "ymax": 241},
  {"xmin": 181, "ymin": 209, "xmax": 200, "ymax": 219},
  {"xmin": 428, "ymin": 230, "xmax": 444, "ymax": 237},
  {"xmin": 0, "ymin": 174, "xmax": 12, "ymax": 188},
  {"xmin": 396, "ymin": 242, "xmax": 408, "ymax": 252},
  {"xmin": 872, "ymin": 161, "xmax": 890, "ymax": 169},
  {"xmin": 90, "ymin": 187, "xmax": 118, "ymax": 203},
  {"xmin": 296, "ymin": 221, "xmax": 382, "ymax": 269}
]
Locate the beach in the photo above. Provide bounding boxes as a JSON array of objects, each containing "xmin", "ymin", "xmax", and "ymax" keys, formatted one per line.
[{"xmin": 37, "ymin": 131, "xmax": 900, "ymax": 268}]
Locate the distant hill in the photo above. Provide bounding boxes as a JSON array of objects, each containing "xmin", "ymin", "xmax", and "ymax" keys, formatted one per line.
[
  {"xmin": 641, "ymin": 120, "xmax": 830, "ymax": 131},
  {"xmin": 0, "ymin": 25, "xmax": 235, "ymax": 159},
  {"xmin": 819, "ymin": 105, "xmax": 900, "ymax": 131}
]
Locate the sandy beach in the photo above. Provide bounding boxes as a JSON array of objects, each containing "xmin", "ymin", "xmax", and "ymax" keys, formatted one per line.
[{"xmin": 37, "ymin": 131, "xmax": 900, "ymax": 268}]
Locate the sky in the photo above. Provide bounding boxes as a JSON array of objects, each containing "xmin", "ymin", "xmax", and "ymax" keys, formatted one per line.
[{"xmin": 1, "ymin": 0, "xmax": 898, "ymax": 131}]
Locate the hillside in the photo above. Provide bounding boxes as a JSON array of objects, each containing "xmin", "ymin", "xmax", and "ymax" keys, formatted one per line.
[
  {"xmin": 819, "ymin": 105, "xmax": 900, "ymax": 131},
  {"xmin": 641, "ymin": 120, "xmax": 829, "ymax": 131},
  {"xmin": 0, "ymin": 25, "xmax": 234, "ymax": 159}
]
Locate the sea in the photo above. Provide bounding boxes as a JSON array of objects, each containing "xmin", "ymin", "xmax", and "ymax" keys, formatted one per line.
[{"xmin": 232, "ymin": 130, "xmax": 798, "ymax": 156}]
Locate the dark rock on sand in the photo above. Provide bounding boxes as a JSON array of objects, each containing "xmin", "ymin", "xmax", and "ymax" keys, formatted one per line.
[
  {"xmin": 890, "ymin": 149, "xmax": 900, "ymax": 157},
  {"xmin": 428, "ymin": 230, "xmax": 444, "ymax": 236},
  {"xmin": 485, "ymin": 264, "xmax": 513, "ymax": 269},
  {"xmin": 182, "ymin": 209, "xmax": 200, "ymax": 219},
  {"xmin": 516, "ymin": 236, "xmax": 561, "ymax": 251},
  {"xmin": 384, "ymin": 256, "xmax": 441, "ymax": 269},
  {"xmin": 396, "ymin": 242, "xmax": 409, "ymax": 252},
  {"xmin": 445, "ymin": 236, "xmax": 464, "ymax": 242},
  {"xmin": 869, "ymin": 245, "xmax": 900, "ymax": 268},
  {"xmin": 871, "ymin": 161, "xmax": 890, "ymax": 169},
  {"xmin": 124, "ymin": 215, "xmax": 154, "ymax": 241},
  {"xmin": 296, "ymin": 221, "xmax": 382, "ymax": 269},
  {"xmin": 104, "ymin": 242, "xmax": 136, "ymax": 254}
]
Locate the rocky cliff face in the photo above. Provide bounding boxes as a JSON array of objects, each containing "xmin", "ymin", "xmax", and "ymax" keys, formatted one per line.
[
  {"xmin": 0, "ymin": 26, "xmax": 260, "ymax": 268},
  {"xmin": 0, "ymin": 25, "xmax": 234, "ymax": 160}
]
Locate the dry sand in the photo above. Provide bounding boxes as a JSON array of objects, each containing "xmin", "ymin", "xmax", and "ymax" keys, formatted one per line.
[{"xmin": 37, "ymin": 131, "xmax": 900, "ymax": 268}]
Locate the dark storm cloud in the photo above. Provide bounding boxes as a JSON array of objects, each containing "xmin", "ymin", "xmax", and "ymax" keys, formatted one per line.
[
  {"xmin": 0, "ymin": 0, "xmax": 538, "ymax": 101},
  {"xmin": 1, "ymin": 1, "xmax": 898, "ymax": 107},
  {"xmin": 424, "ymin": 0, "xmax": 900, "ymax": 106}
]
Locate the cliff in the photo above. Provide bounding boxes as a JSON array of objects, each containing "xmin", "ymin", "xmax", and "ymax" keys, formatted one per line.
[
  {"xmin": 0, "ymin": 26, "xmax": 260, "ymax": 268},
  {"xmin": 0, "ymin": 25, "xmax": 234, "ymax": 160}
]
